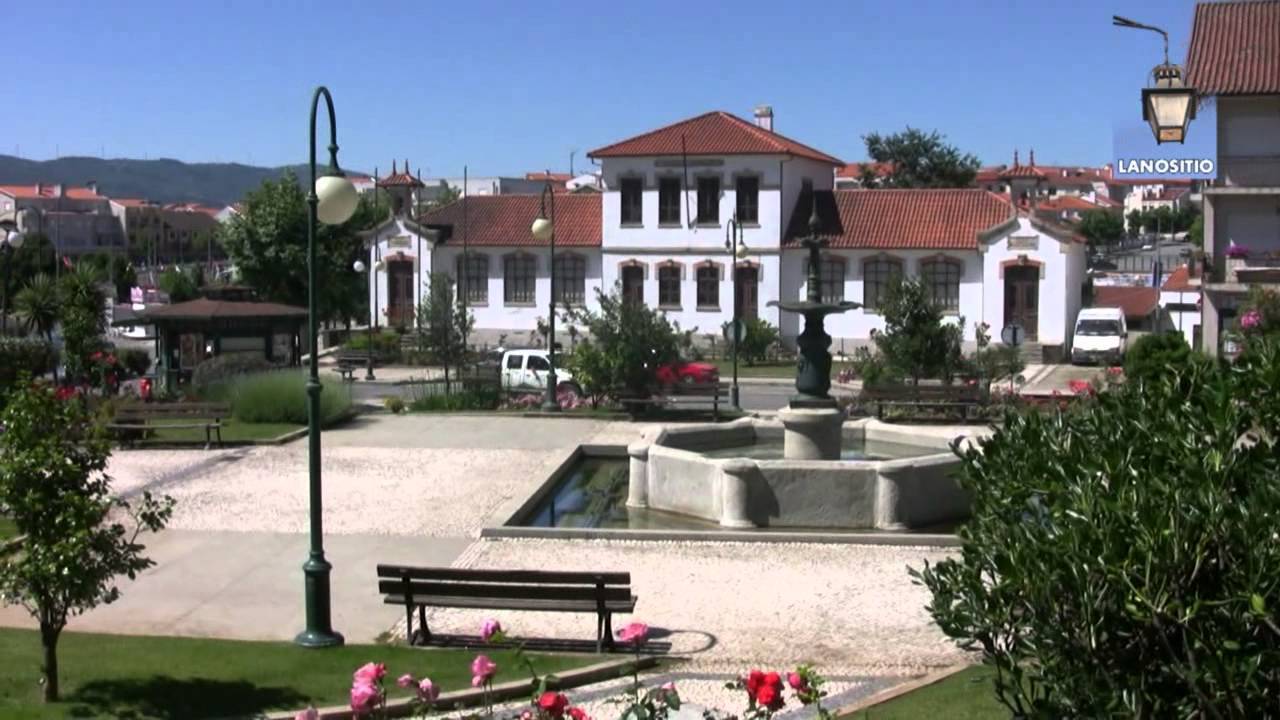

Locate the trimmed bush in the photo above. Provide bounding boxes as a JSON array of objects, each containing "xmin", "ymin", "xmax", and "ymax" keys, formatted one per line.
[
  {"xmin": 343, "ymin": 330, "xmax": 401, "ymax": 362},
  {"xmin": 0, "ymin": 338, "xmax": 55, "ymax": 390},
  {"xmin": 117, "ymin": 348, "xmax": 152, "ymax": 378},
  {"xmin": 407, "ymin": 385, "xmax": 500, "ymax": 412},
  {"xmin": 724, "ymin": 317, "xmax": 780, "ymax": 366},
  {"xmin": 218, "ymin": 370, "xmax": 351, "ymax": 425},
  {"xmin": 914, "ymin": 338, "xmax": 1280, "ymax": 717},
  {"xmin": 191, "ymin": 354, "xmax": 281, "ymax": 392},
  {"xmin": 1123, "ymin": 331, "xmax": 1196, "ymax": 385}
]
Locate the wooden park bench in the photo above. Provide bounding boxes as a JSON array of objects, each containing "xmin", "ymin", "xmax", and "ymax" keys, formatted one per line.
[
  {"xmin": 376, "ymin": 565, "xmax": 636, "ymax": 652},
  {"xmin": 107, "ymin": 401, "xmax": 231, "ymax": 449},
  {"xmin": 859, "ymin": 383, "xmax": 983, "ymax": 421},
  {"xmin": 333, "ymin": 349, "xmax": 373, "ymax": 382},
  {"xmin": 617, "ymin": 381, "xmax": 732, "ymax": 421}
]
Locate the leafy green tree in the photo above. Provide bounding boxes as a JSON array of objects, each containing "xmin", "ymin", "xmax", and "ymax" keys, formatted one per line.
[
  {"xmin": 564, "ymin": 285, "xmax": 681, "ymax": 400},
  {"xmin": 0, "ymin": 381, "xmax": 174, "ymax": 702},
  {"xmin": 417, "ymin": 273, "xmax": 474, "ymax": 391},
  {"xmin": 158, "ymin": 266, "xmax": 199, "ymax": 303},
  {"xmin": 217, "ymin": 170, "xmax": 379, "ymax": 322},
  {"xmin": 1188, "ymin": 214, "xmax": 1204, "ymax": 248},
  {"xmin": 1123, "ymin": 332, "xmax": 1196, "ymax": 386},
  {"xmin": 58, "ymin": 264, "xmax": 108, "ymax": 384},
  {"xmin": 914, "ymin": 339, "xmax": 1280, "ymax": 718},
  {"xmin": 722, "ymin": 317, "xmax": 780, "ymax": 366},
  {"xmin": 873, "ymin": 277, "xmax": 965, "ymax": 384},
  {"xmin": 13, "ymin": 274, "xmax": 59, "ymax": 346},
  {"xmin": 1077, "ymin": 210, "xmax": 1124, "ymax": 248},
  {"xmin": 419, "ymin": 181, "xmax": 461, "ymax": 213},
  {"xmin": 862, "ymin": 127, "xmax": 980, "ymax": 188},
  {"xmin": 1126, "ymin": 210, "xmax": 1145, "ymax": 238}
]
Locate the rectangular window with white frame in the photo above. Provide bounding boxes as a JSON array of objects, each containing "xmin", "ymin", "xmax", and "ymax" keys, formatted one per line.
[
  {"xmin": 696, "ymin": 177, "xmax": 720, "ymax": 225},
  {"xmin": 806, "ymin": 256, "xmax": 845, "ymax": 303},
  {"xmin": 862, "ymin": 257, "xmax": 903, "ymax": 311},
  {"xmin": 620, "ymin": 177, "xmax": 643, "ymax": 225},
  {"xmin": 503, "ymin": 254, "xmax": 536, "ymax": 305},
  {"xmin": 457, "ymin": 253, "xmax": 489, "ymax": 304},
  {"xmin": 658, "ymin": 264, "xmax": 681, "ymax": 308},
  {"xmin": 735, "ymin": 176, "xmax": 759, "ymax": 224},
  {"xmin": 553, "ymin": 254, "xmax": 586, "ymax": 306},
  {"xmin": 658, "ymin": 177, "xmax": 681, "ymax": 226},
  {"xmin": 921, "ymin": 258, "xmax": 962, "ymax": 311},
  {"xmin": 696, "ymin": 265, "xmax": 719, "ymax": 310}
]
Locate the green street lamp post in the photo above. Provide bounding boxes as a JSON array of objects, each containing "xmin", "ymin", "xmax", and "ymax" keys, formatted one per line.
[
  {"xmin": 353, "ymin": 259, "xmax": 374, "ymax": 380},
  {"xmin": 0, "ymin": 219, "xmax": 28, "ymax": 335},
  {"xmin": 724, "ymin": 215, "xmax": 750, "ymax": 411},
  {"xmin": 530, "ymin": 176, "xmax": 561, "ymax": 412},
  {"xmin": 296, "ymin": 85, "xmax": 359, "ymax": 649}
]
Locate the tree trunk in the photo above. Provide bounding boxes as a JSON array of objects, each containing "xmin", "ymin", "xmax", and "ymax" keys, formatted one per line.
[
  {"xmin": 444, "ymin": 364, "xmax": 451, "ymax": 396},
  {"xmin": 40, "ymin": 622, "xmax": 60, "ymax": 702}
]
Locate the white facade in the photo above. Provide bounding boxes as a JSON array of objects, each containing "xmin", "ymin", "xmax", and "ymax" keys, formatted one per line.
[{"xmin": 1160, "ymin": 286, "xmax": 1201, "ymax": 349}]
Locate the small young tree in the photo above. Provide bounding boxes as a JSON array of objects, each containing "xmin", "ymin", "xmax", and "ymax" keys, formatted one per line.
[
  {"xmin": 873, "ymin": 277, "xmax": 964, "ymax": 385},
  {"xmin": 58, "ymin": 263, "xmax": 108, "ymax": 384},
  {"xmin": 0, "ymin": 381, "xmax": 173, "ymax": 702},
  {"xmin": 417, "ymin": 273, "xmax": 474, "ymax": 392},
  {"xmin": 723, "ymin": 317, "xmax": 780, "ymax": 366},
  {"xmin": 564, "ymin": 285, "xmax": 680, "ymax": 400}
]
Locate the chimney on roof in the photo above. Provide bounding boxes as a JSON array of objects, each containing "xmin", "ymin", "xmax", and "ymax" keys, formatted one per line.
[
  {"xmin": 753, "ymin": 105, "xmax": 774, "ymax": 132},
  {"xmin": 87, "ymin": 180, "xmax": 98, "ymax": 195},
  {"xmin": 1013, "ymin": 149, "xmax": 1020, "ymax": 167},
  {"xmin": 392, "ymin": 160, "xmax": 398, "ymax": 174},
  {"xmin": 1029, "ymin": 148, "xmax": 1036, "ymax": 167}
]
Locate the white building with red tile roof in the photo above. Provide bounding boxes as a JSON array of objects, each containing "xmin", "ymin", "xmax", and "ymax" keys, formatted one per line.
[
  {"xmin": 1160, "ymin": 264, "xmax": 1202, "ymax": 348},
  {"xmin": 0, "ymin": 182, "xmax": 126, "ymax": 257}
]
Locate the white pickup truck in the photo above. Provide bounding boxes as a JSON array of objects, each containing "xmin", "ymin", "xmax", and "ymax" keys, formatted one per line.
[{"xmin": 499, "ymin": 349, "xmax": 580, "ymax": 395}]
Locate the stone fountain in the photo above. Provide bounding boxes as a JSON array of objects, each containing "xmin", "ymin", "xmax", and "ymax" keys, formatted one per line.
[{"xmin": 767, "ymin": 198, "xmax": 860, "ymax": 460}]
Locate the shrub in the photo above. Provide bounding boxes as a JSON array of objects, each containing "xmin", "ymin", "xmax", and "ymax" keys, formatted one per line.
[
  {"xmin": 191, "ymin": 354, "xmax": 281, "ymax": 391},
  {"xmin": 0, "ymin": 337, "xmax": 55, "ymax": 390},
  {"xmin": 724, "ymin": 317, "xmax": 779, "ymax": 366},
  {"xmin": 407, "ymin": 386, "xmax": 499, "ymax": 412},
  {"xmin": 913, "ymin": 338, "xmax": 1280, "ymax": 717},
  {"xmin": 383, "ymin": 396, "xmax": 406, "ymax": 414},
  {"xmin": 874, "ymin": 277, "xmax": 964, "ymax": 384},
  {"xmin": 564, "ymin": 286, "xmax": 680, "ymax": 400},
  {"xmin": 344, "ymin": 330, "xmax": 402, "ymax": 361},
  {"xmin": 219, "ymin": 370, "xmax": 351, "ymax": 425},
  {"xmin": 116, "ymin": 348, "xmax": 152, "ymax": 378},
  {"xmin": 1123, "ymin": 332, "xmax": 1196, "ymax": 385}
]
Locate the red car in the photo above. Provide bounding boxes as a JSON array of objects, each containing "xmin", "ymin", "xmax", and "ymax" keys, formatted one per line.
[{"xmin": 655, "ymin": 361, "xmax": 720, "ymax": 388}]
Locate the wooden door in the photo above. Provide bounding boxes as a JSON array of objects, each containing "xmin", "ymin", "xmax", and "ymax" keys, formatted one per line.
[
  {"xmin": 1003, "ymin": 266, "xmax": 1039, "ymax": 341},
  {"xmin": 387, "ymin": 260, "xmax": 415, "ymax": 328},
  {"xmin": 735, "ymin": 266, "xmax": 759, "ymax": 319},
  {"xmin": 621, "ymin": 265, "xmax": 645, "ymax": 305}
]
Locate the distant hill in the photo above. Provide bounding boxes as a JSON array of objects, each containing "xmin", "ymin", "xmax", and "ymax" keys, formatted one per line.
[{"xmin": 0, "ymin": 155, "xmax": 361, "ymax": 207}]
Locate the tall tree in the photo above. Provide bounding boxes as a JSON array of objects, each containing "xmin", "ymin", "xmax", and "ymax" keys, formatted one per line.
[
  {"xmin": 58, "ymin": 264, "xmax": 108, "ymax": 384},
  {"xmin": 217, "ymin": 170, "xmax": 379, "ymax": 322},
  {"xmin": 417, "ymin": 273, "xmax": 474, "ymax": 391},
  {"xmin": 0, "ymin": 382, "xmax": 173, "ymax": 702},
  {"xmin": 1077, "ymin": 210, "xmax": 1125, "ymax": 248},
  {"xmin": 862, "ymin": 127, "xmax": 980, "ymax": 188},
  {"xmin": 873, "ymin": 277, "xmax": 965, "ymax": 384}
]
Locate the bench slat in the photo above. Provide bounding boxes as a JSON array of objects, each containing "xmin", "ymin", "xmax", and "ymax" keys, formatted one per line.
[
  {"xmin": 382, "ymin": 594, "xmax": 636, "ymax": 613},
  {"xmin": 376, "ymin": 566, "xmax": 630, "ymax": 585}
]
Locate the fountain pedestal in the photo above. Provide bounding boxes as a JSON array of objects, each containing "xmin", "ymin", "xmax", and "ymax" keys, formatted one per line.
[{"xmin": 777, "ymin": 406, "xmax": 844, "ymax": 460}]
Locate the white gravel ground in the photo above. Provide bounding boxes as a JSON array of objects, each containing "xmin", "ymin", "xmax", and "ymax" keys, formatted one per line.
[{"xmin": 108, "ymin": 444, "xmax": 569, "ymax": 535}]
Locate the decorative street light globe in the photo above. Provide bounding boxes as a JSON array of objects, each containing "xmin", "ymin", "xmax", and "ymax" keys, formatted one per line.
[
  {"xmin": 1143, "ymin": 63, "xmax": 1196, "ymax": 144},
  {"xmin": 353, "ymin": 260, "xmax": 366, "ymax": 273},
  {"xmin": 530, "ymin": 215, "xmax": 553, "ymax": 242},
  {"xmin": 316, "ymin": 173, "xmax": 359, "ymax": 225}
]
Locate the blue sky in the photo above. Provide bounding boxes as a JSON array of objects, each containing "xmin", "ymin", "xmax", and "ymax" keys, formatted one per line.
[{"xmin": 3, "ymin": 0, "xmax": 1208, "ymax": 176}]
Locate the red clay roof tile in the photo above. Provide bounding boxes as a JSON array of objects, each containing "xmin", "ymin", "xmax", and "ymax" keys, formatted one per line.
[
  {"xmin": 418, "ymin": 194, "xmax": 601, "ymax": 247},
  {"xmin": 1186, "ymin": 0, "xmax": 1280, "ymax": 95},
  {"xmin": 784, "ymin": 189, "xmax": 1013, "ymax": 250},
  {"xmin": 1093, "ymin": 285, "xmax": 1160, "ymax": 319},
  {"xmin": 589, "ymin": 111, "xmax": 842, "ymax": 165},
  {"xmin": 1161, "ymin": 264, "xmax": 1198, "ymax": 292}
]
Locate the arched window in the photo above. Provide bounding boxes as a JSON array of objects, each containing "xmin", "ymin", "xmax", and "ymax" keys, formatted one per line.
[
  {"xmin": 503, "ymin": 254, "xmax": 536, "ymax": 305},
  {"xmin": 553, "ymin": 254, "xmax": 586, "ymax": 306},
  {"xmin": 456, "ymin": 253, "xmax": 489, "ymax": 304},
  {"xmin": 695, "ymin": 263, "xmax": 721, "ymax": 310},
  {"xmin": 920, "ymin": 258, "xmax": 962, "ymax": 311},
  {"xmin": 806, "ymin": 256, "xmax": 846, "ymax": 303},
  {"xmin": 862, "ymin": 257, "xmax": 903, "ymax": 311}
]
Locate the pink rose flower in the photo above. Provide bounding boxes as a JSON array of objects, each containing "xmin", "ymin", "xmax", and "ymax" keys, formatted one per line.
[
  {"xmin": 787, "ymin": 671, "xmax": 806, "ymax": 690},
  {"xmin": 471, "ymin": 654, "xmax": 497, "ymax": 681},
  {"xmin": 1241, "ymin": 310, "xmax": 1262, "ymax": 330},
  {"xmin": 350, "ymin": 681, "xmax": 380, "ymax": 713},
  {"xmin": 661, "ymin": 682, "xmax": 677, "ymax": 692},
  {"xmin": 615, "ymin": 622, "xmax": 649, "ymax": 644},
  {"xmin": 417, "ymin": 677, "xmax": 439, "ymax": 702},
  {"xmin": 481, "ymin": 618, "xmax": 503, "ymax": 642},
  {"xmin": 396, "ymin": 673, "xmax": 415, "ymax": 688},
  {"xmin": 294, "ymin": 708, "xmax": 319, "ymax": 720},
  {"xmin": 520, "ymin": 711, "xmax": 534, "ymax": 720},
  {"xmin": 567, "ymin": 706, "xmax": 590, "ymax": 720},
  {"xmin": 472, "ymin": 674, "xmax": 486, "ymax": 688},
  {"xmin": 353, "ymin": 662, "xmax": 386, "ymax": 685}
]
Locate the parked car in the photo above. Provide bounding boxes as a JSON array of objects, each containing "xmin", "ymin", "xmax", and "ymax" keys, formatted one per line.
[
  {"xmin": 1071, "ymin": 307, "xmax": 1128, "ymax": 365},
  {"xmin": 654, "ymin": 360, "xmax": 720, "ymax": 388},
  {"xmin": 499, "ymin": 349, "xmax": 580, "ymax": 395}
]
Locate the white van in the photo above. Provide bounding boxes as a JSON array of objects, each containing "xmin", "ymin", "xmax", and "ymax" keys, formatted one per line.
[{"xmin": 1072, "ymin": 308, "xmax": 1128, "ymax": 365}]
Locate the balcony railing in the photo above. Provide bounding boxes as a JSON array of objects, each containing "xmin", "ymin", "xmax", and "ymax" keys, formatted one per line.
[{"xmin": 1219, "ymin": 251, "xmax": 1280, "ymax": 284}]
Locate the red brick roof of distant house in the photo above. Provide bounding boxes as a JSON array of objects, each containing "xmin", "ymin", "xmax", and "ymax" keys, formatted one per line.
[
  {"xmin": 111, "ymin": 197, "xmax": 155, "ymax": 208},
  {"xmin": 1143, "ymin": 187, "xmax": 1191, "ymax": 202},
  {"xmin": 998, "ymin": 149, "xmax": 1048, "ymax": 179},
  {"xmin": 0, "ymin": 184, "xmax": 104, "ymax": 200},
  {"xmin": 1161, "ymin": 264, "xmax": 1198, "ymax": 292},
  {"xmin": 525, "ymin": 172, "xmax": 572, "ymax": 182},
  {"xmin": 1036, "ymin": 195, "xmax": 1107, "ymax": 212},
  {"xmin": 1093, "ymin": 285, "xmax": 1160, "ymax": 319},
  {"xmin": 376, "ymin": 160, "xmax": 425, "ymax": 188},
  {"xmin": 417, "ymin": 194, "xmax": 602, "ymax": 247},
  {"xmin": 1186, "ymin": 0, "xmax": 1280, "ymax": 96},
  {"xmin": 836, "ymin": 161, "xmax": 895, "ymax": 179},
  {"xmin": 1092, "ymin": 195, "xmax": 1124, "ymax": 208},
  {"xmin": 588, "ymin": 111, "xmax": 843, "ymax": 165},
  {"xmin": 783, "ymin": 189, "xmax": 1014, "ymax": 250}
]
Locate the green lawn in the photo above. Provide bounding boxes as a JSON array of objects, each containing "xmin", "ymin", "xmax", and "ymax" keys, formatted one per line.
[
  {"xmin": 137, "ymin": 419, "xmax": 302, "ymax": 444},
  {"xmin": 0, "ymin": 628, "xmax": 596, "ymax": 719},
  {"xmin": 849, "ymin": 666, "xmax": 1005, "ymax": 719},
  {"xmin": 711, "ymin": 359, "xmax": 797, "ymax": 378}
]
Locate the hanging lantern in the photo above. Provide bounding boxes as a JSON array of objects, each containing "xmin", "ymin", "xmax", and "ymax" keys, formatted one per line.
[{"xmin": 1143, "ymin": 63, "xmax": 1197, "ymax": 144}]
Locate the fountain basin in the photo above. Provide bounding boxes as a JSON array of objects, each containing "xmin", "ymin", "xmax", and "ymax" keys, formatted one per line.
[{"xmin": 630, "ymin": 418, "xmax": 973, "ymax": 530}]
